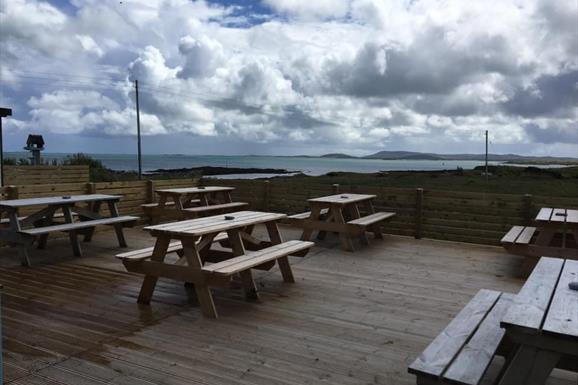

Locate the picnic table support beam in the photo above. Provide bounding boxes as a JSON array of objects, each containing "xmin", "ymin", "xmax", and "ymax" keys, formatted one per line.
[
  {"xmin": 107, "ymin": 201, "xmax": 127, "ymax": 248},
  {"xmin": 332, "ymin": 184, "xmax": 339, "ymax": 194},
  {"xmin": 228, "ymin": 229, "xmax": 259, "ymax": 300},
  {"xmin": 266, "ymin": 222, "xmax": 295, "ymax": 283},
  {"xmin": 415, "ymin": 188, "xmax": 423, "ymax": 239}
]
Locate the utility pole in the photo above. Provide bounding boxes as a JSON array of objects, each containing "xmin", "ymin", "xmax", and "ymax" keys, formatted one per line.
[
  {"xmin": 485, "ymin": 130, "xmax": 489, "ymax": 184},
  {"xmin": 135, "ymin": 80, "xmax": 142, "ymax": 180},
  {"xmin": 0, "ymin": 107, "xmax": 13, "ymax": 187}
]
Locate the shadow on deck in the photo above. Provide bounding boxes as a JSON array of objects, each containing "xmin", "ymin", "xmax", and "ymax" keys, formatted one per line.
[{"xmin": 0, "ymin": 226, "xmax": 575, "ymax": 385}]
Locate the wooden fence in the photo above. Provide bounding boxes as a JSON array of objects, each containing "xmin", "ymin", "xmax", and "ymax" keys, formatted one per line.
[
  {"xmin": 206, "ymin": 178, "xmax": 578, "ymax": 246},
  {"xmin": 3, "ymin": 166, "xmax": 89, "ymax": 185},
  {"xmin": 2, "ymin": 177, "xmax": 577, "ymax": 246}
]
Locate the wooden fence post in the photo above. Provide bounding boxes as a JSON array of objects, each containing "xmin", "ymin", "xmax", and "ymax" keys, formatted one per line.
[
  {"xmin": 6, "ymin": 186, "xmax": 18, "ymax": 200},
  {"xmin": 263, "ymin": 180, "xmax": 271, "ymax": 211},
  {"xmin": 332, "ymin": 184, "xmax": 340, "ymax": 194},
  {"xmin": 522, "ymin": 194, "xmax": 533, "ymax": 226},
  {"xmin": 146, "ymin": 180, "xmax": 155, "ymax": 203},
  {"xmin": 415, "ymin": 188, "xmax": 424, "ymax": 239},
  {"xmin": 85, "ymin": 182, "xmax": 96, "ymax": 194}
]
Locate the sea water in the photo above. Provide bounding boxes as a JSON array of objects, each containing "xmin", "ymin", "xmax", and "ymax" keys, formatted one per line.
[{"xmin": 4, "ymin": 152, "xmax": 562, "ymax": 179}]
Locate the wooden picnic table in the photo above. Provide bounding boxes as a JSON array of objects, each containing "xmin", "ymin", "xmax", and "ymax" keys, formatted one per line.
[
  {"xmin": 498, "ymin": 256, "xmax": 578, "ymax": 385},
  {"xmin": 534, "ymin": 207, "xmax": 578, "ymax": 248},
  {"xmin": 145, "ymin": 186, "xmax": 247, "ymax": 224},
  {"xmin": 289, "ymin": 193, "xmax": 395, "ymax": 252},
  {"xmin": 0, "ymin": 194, "xmax": 137, "ymax": 266},
  {"xmin": 502, "ymin": 207, "xmax": 578, "ymax": 276},
  {"xmin": 118, "ymin": 211, "xmax": 313, "ymax": 318}
]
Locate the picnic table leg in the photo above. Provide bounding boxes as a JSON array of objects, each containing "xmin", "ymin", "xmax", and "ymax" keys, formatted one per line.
[
  {"xmin": 37, "ymin": 207, "xmax": 57, "ymax": 249},
  {"xmin": 497, "ymin": 345, "xmax": 560, "ymax": 385},
  {"xmin": 301, "ymin": 206, "xmax": 322, "ymax": 241},
  {"xmin": 228, "ymin": 229, "xmax": 259, "ymax": 300},
  {"xmin": 107, "ymin": 201, "xmax": 127, "ymax": 248},
  {"xmin": 224, "ymin": 191, "xmax": 233, "ymax": 203},
  {"xmin": 199, "ymin": 193, "xmax": 210, "ymax": 207},
  {"xmin": 266, "ymin": 222, "xmax": 295, "ymax": 283},
  {"xmin": 137, "ymin": 236, "xmax": 171, "ymax": 304},
  {"xmin": 181, "ymin": 237, "xmax": 218, "ymax": 318},
  {"xmin": 62, "ymin": 205, "xmax": 82, "ymax": 257},
  {"xmin": 83, "ymin": 201, "xmax": 101, "ymax": 242},
  {"xmin": 332, "ymin": 207, "xmax": 354, "ymax": 252},
  {"xmin": 348, "ymin": 203, "xmax": 369, "ymax": 245},
  {"xmin": 535, "ymin": 228, "xmax": 556, "ymax": 247},
  {"xmin": 8, "ymin": 211, "xmax": 31, "ymax": 267}
]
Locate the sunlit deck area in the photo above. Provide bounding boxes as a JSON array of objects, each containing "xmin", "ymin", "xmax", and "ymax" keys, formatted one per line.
[{"xmin": 1, "ymin": 226, "xmax": 576, "ymax": 385}]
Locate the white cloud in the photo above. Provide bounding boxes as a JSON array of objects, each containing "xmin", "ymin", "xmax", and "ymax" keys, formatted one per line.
[
  {"xmin": 1, "ymin": 0, "xmax": 576, "ymax": 156},
  {"xmin": 263, "ymin": 0, "xmax": 349, "ymax": 19}
]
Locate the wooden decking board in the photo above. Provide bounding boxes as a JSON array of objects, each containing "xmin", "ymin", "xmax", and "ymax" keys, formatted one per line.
[{"xmin": 2, "ymin": 226, "xmax": 575, "ymax": 385}]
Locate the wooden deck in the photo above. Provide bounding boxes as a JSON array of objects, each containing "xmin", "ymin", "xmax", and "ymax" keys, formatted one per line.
[{"xmin": 0, "ymin": 226, "xmax": 576, "ymax": 385}]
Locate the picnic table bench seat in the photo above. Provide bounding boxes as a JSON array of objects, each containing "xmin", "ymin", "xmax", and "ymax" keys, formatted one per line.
[
  {"xmin": 20, "ymin": 215, "xmax": 138, "ymax": 236},
  {"xmin": 409, "ymin": 289, "xmax": 514, "ymax": 385},
  {"xmin": 116, "ymin": 232, "xmax": 229, "ymax": 262},
  {"xmin": 347, "ymin": 211, "xmax": 396, "ymax": 228},
  {"xmin": 183, "ymin": 201, "xmax": 248, "ymax": 217},
  {"xmin": 202, "ymin": 240, "xmax": 314, "ymax": 276},
  {"xmin": 501, "ymin": 225, "xmax": 536, "ymax": 245},
  {"xmin": 287, "ymin": 208, "xmax": 329, "ymax": 221}
]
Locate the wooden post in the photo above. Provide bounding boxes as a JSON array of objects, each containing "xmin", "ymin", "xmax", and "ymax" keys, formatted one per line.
[
  {"xmin": 415, "ymin": 188, "xmax": 424, "ymax": 239},
  {"xmin": 332, "ymin": 184, "xmax": 340, "ymax": 194},
  {"xmin": 146, "ymin": 180, "xmax": 155, "ymax": 203},
  {"xmin": 523, "ymin": 194, "xmax": 533, "ymax": 226},
  {"xmin": 263, "ymin": 180, "xmax": 271, "ymax": 211},
  {"xmin": 6, "ymin": 186, "xmax": 18, "ymax": 200},
  {"xmin": 85, "ymin": 182, "xmax": 96, "ymax": 194}
]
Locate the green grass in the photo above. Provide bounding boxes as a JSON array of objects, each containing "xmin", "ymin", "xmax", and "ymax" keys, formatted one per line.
[{"xmin": 276, "ymin": 166, "xmax": 578, "ymax": 198}]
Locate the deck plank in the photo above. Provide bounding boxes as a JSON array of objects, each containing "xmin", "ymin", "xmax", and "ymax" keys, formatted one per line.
[{"xmin": 1, "ymin": 226, "xmax": 575, "ymax": 385}]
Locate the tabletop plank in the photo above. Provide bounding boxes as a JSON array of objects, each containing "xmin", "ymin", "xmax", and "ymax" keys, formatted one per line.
[
  {"xmin": 542, "ymin": 260, "xmax": 578, "ymax": 340},
  {"xmin": 501, "ymin": 257, "xmax": 564, "ymax": 332},
  {"xmin": 308, "ymin": 193, "xmax": 376, "ymax": 205},
  {"xmin": 550, "ymin": 208, "xmax": 568, "ymax": 224},
  {"xmin": 565, "ymin": 209, "xmax": 578, "ymax": 225},
  {"xmin": 0, "ymin": 194, "xmax": 121, "ymax": 208},
  {"xmin": 535, "ymin": 208, "xmax": 553, "ymax": 222},
  {"xmin": 155, "ymin": 186, "xmax": 234, "ymax": 195},
  {"xmin": 145, "ymin": 211, "xmax": 286, "ymax": 236}
]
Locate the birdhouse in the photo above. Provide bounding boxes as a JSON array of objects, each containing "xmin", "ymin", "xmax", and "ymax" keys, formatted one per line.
[{"xmin": 24, "ymin": 134, "xmax": 45, "ymax": 165}]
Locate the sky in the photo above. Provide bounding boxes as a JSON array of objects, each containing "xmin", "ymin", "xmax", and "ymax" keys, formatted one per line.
[{"xmin": 0, "ymin": 0, "xmax": 577, "ymax": 157}]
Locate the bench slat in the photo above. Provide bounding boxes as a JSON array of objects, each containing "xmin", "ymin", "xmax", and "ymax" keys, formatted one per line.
[
  {"xmin": 184, "ymin": 202, "xmax": 248, "ymax": 214},
  {"xmin": 348, "ymin": 212, "xmax": 396, "ymax": 226},
  {"xmin": 21, "ymin": 216, "xmax": 138, "ymax": 236},
  {"xmin": 543, "ymin": 259, "xmax": 578, "ymax": 339},
  {"xmin": 116, "ymin": 233, "xmax": 229, "ymax": 261},
  {"xmin": 203, "ymin": 240, "xmax": 314, "ymax": 276},
  {"xmin": 288, "ymin": 208, "xmax": 329, "ymax": 220},
  {"xmin": 408, "ymin": 289, "xmax": 501, "ymax": 379},
  {"xmin": 515, "ymin": 226, "xmax": 536, "ymax": 244},
  {"xmin": 500, "ymin": 226, "xmax": 524, "ymax": 244},
  {"xmin": 443, "ymin": 293, "xmax": 514, "ymax": 385}
]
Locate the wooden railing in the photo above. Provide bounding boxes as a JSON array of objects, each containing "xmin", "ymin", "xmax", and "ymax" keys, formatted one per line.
[
  {"xmin": 207, "ymin": 179, "xmax": 578, "ymax": 246},
  {"xmin": 2, "ymin": 177, "xmax": 577, "ymax": 246}
]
